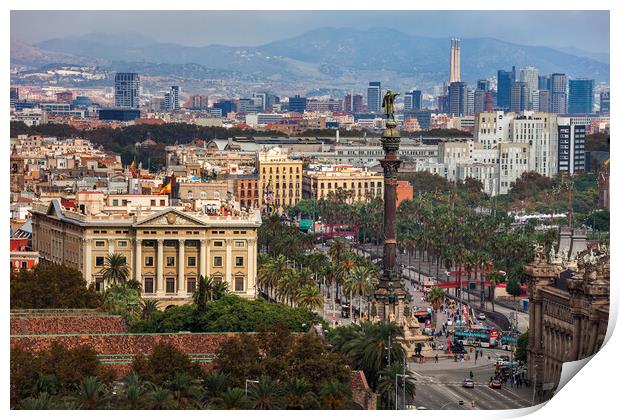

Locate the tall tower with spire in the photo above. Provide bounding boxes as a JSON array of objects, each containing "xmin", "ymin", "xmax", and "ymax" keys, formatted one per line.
[{"xmin": 449, "ymin": 38, "xmax": 461, "ymax": 83}]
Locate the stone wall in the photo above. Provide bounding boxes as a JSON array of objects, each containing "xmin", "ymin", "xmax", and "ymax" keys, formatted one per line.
[
  {"xmin": 11, "ymin": 314, "xmax": 128, "ymax": 335},
  {"xmin": 350, "ymin": 370, "xmax": 377, "ymax": 410}
]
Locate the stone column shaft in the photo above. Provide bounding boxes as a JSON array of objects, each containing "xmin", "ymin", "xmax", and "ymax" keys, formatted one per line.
[
  {"xmin": 178, "ymin": 239, "xmax": 185, "ymax": 294},
  {"xmin": 156, "ymin": 239, "xmax": 164, "ymax": 294}
]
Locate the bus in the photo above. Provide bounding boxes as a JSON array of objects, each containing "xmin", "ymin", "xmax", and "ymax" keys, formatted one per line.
[
  {"xmin": 413, "ymin": 310, "xmax": 432, "ymax": 326},
  {"xmin": 452, "ymin": 328, "xmax": 500, "ymax": 348}
]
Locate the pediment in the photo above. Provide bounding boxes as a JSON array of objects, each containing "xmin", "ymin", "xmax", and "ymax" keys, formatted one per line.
[{"xmin": 135, "ymin": 208, "xmax": 206, "ymax": 227}]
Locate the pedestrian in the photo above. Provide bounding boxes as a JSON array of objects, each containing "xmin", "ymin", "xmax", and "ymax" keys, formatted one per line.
[
  {"xmin": 454, "ymin": 354, "xmax": 458, "ymax": 362},
  {"xmin": 435, "ymin": 354, "xmax": 439, "ymax": 364},
  {"xmin": 475, "ymin": 352, "xmax": 478, "ymax": 364}
]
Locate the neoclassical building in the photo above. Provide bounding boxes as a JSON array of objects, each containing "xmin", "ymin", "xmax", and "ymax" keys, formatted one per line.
[
  {"xmin": 526, "ymin": 241, "xmax": 609, "ymax": 402},
  {"xmin": 31, "ymin": 194, "xmax": 261, "ymax": 306}
]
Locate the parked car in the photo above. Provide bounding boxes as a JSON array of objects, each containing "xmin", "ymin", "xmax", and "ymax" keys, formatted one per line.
[{"xmin": 477, "ymin": 313, "xmax": 486, "ymax": 320}]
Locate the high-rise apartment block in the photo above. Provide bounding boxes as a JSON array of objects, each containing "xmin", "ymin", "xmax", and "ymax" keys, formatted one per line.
[
  {"xmin": 448, "ymin": 82, "xmax": 467, "ymax": 116},
  {"xmin": 497, "ymin": 69, "xmax": 514, "ymax": 110},
  {"xmin": 187, "ymin": 95, "xmax": 209, "ymax": 110},
  {"xmin": 163, "ymin": 86, "xmax": 180, "ymax": 111},
  {"xmin": 600, "ymin": 88, "xmax": 610, "ymax": 114},
  {"xmin": 519, "ymin": 66, "xmax": 538, "ymax": 108},
  {"xmin": 114, "ymin": 72, "xmax": 140, "ymax": 109},
  {"xmin": 367, "ymin": 82, "xmax": 382, "ymax": 113},
  {"xmin": 344, "ymin": 93, "xmax": 364, "ymax": 113},
  {"xmin": 550, "ymin": 73, "xmax": 567, "ymax": 114},
  {"xmin": 568, "ymin": 79, "xmax": 594, "ymax": 114},
  {"xmin": 557, "ymin": 117, "xmax": 586, "ymax": 174},
  {"xmin": 510, "ymin": 81, "xmax": 529, "ymax": 112},
  {"xmin": 10, "ymin": 87, "xmax": 19, "ymax": 107}
]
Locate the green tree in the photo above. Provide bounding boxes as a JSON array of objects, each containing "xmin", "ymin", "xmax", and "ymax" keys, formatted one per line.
[
  {"xmin": 99, "ymin": 252, "xmax": 131, "ymax": 285},
  {"xmin": 319, "ymin": 380, "xmax": 352, "ymax": 409},
  {"xmin": 425, "ymin": 286, "xmax": 445, "ymax": 330},
  {"xmin": 376, "ymin": 362, "xmax": 416, "ymax": 409},
  {"xmin": 515, "ymin": 332, "xmax": 529, "ymax": 363},
  {"xmin": 248, "ymin": 375, "xmax": 284, "ymax": 409}
]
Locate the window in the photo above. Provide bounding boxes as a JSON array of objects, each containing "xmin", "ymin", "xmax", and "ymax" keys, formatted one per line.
[
  {"xmin": 166, "ymin": 278, "xmax": 175, "ymax": 293},
  {"xmin": 151, "ymin": 200, "xmax": 156, "ymax": 206},
  {"xmin": 235, "ymin": 241, "xmax": 245, "ymax": 248},
  {"xmin": 187, "ymin": 256, "xmax": 196, "ymax": 267},
  {"xmin": 234, "ymin": 276, "xmax": 245, "ymax": 292},
  {"xmin": 235, "ymin": 256, "xmax": 244, "ymax": 267},
  {"xmin": 187, "ymin": 191, "xmax": 193, "ymax": 199},
  {"xmin": 21, "ymin": 261, "xmax": 27, "ymax": 269},
  {"xmin": 145, "ymin": 256, "xmax": 154, "ymax": 266},
  {"xmin": 118, "ymin": 240, "xmax": 128, "ymax": 247},
  {"xmin": 113, "ymin": 199, "xmax": 119, "ymax": 206},
  {"xmin": 160, "ymin": 200, "xmax": 165, "ymax": 206},
  {"xmin": 95, "ymin": 278, "xmax": 104, "ymax": 292},
  {"xmin": 95, "ymin": 241, "xmax": 105, "ymax": 247},
  {"xmin": 187, "ymin": 277, "xmax": 197, "ymax": 293},
  {"xmin": 95, "ymin": 256, "xmax": 105, "ymax": 266},
  {"xmin": 166, "ymin": 256, "xmax": 175, "ymax": 267},
  {"xmin": 213, "ymin": 275, "xmax": 223, "ymax": 283},
  {"xmin": 200, "ymin": 191, "xmax": 206, "ymax": 199},
  {"xmin": 213, "ymin": 256, "xmax": 223, "ymax": 267},
  {"xmin": 213, "ymin": 240, "xmax": 223, "ymax": 247},
  {"xmin": 144, "ymin": 277, "xmax": 154, "ymax": 293}
]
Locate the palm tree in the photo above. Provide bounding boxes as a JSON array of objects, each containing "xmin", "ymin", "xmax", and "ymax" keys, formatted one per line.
[
  {"xmin": 346, "ymin": 265, "xmax": 376, "ymax": 322},
  {"xmin": 283, "ymin": 378, "xmax": 318, "ymax": 409},
  {"xmin": 165, "ymin": 372, "xmax": 203, "ymax": 409},
  {"xmin": 377, "ymin": 362, "xmax": 416, "ymax": 409},
  {"xmin": 99, "ymin": 252, "xmax": 130, "ymax": 285},
  {"xmin": 210, "ymin": 387, "xmax": 250, "ymax": 409},
  {"xmin": 426, "ymin": 286, "xmax": 445, "ymax": 330},
  {"xmin": 146, "ymin": 386, "xmax": 176, "ymax": 409},
  {"xmin": 19, "ymin": 392, "xmax": 59, "ymax": 409},
  {"xmin": 212, "ymin": 277, "xmax": 229, "ymax": 300},
  {"xmin": 120, "ymin": 372, "xmax": 154, "ymax": 409},
  {"xmin": 319, "ymin": 380, "xmax": 352, "ymax": 409},
  {"xmin": 248, "ymin": 375, "xmax": 283, "ymax": 409},
  {"xmin": 72, "ymin": 376, "xmax": 109, "ymax": 409},
  {"xmin": 202, "ymin": 371, "xmax": 227, "ymax": 402},
  {"xmin": 296, "ymin": 284, "xmax": 323, "ymax": 312},
  {"xmin": 140, "ymin": 298, "xmax": 160, "ymax": 320}
]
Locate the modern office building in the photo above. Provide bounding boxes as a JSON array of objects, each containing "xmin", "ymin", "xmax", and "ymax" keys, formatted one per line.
[
  {"xmin": 533, "ymin": 89, "xmax": 550, "ymax": 112},
  {"xmin": 568, "ymin": 79, "xmax": 594, "ymax": 114},
  {"xmin": 448, "ymin": 82, "xmax": 467, "ymax": 116},
  {"xmin": 404, "ymin": 90, "xmax": 422, "ymax": 112},
  {"xmin": 213, "ymin": 100, "xmax": 234, "ymax": 117},
  {"xmin": 288, "ymin": 95, "xmax": 308, "ymax": 113},
  {"xmin": 550, "ymin": 73, "xmax": 567, "ymax": 114},
  {"xmin": 404, "ymin": 110, "xmax": 432, "ymax": 130},
  {"xmin": 510, "ymin": 81, "xmax": 529, "ymax": 112},
  {"xmin": 449, "ymin": 38, "xmax": 461, "ymax": 83},
  {"xmin": 473, "ymin": 89, "xmax": 486, "ymax": 114},
  {"xmin": 557, "ymin": 117, "xmax": 586, "ymax": 174},
  {"xmin": 114, "ymin": 72, "xmax": 140, "ymax": 109},
  {"xmin": 367, "ymin": 81, "xmax": 382, "ymax": 113},
  {"xmin": 600, "ymin": 88, "xmax": 610, "ymax": 114},
  {"xmin": 538, "ymin": 75, "xmax": 551, "ymax": 90},
  {"xmin": 497, "ymin": 69, "xmax": 514, "ymax": 110}
]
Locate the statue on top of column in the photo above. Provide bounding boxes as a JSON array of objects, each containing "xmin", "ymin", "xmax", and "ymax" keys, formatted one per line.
[{"xmin": 382, "ymin": 90, "xmax": 399, "ymax": 121}]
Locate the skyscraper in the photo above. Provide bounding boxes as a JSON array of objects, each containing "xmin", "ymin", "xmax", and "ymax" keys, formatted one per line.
[
  {"xmin": 600, "ymin": 88, "xmax": 610, "ymax": 114},
  {"xmin": 510, "ymin": 82, "xmax": 529, "ymax": 112},
  {"xmin": 550, "ymin": 73, "xmax": 567, "ymax": 114},
  {"xmin": 474, "ymin": 89, "xmax": 486, "ymax": 114},
  {"xmin": 367, "ymin": 82, "xmax": 382, "ymax": 113},
  {"xmin": 497, "ymin": 70, "xmax": 514, "ymax": 110},
  {"xmin": 114, "ymin": 72, "xmax": 140, "ymax": 109},
  {"xmin": 538, "ymin": 75, "xmax": 551, "ymax": 90},
  {"xmin": 344, "ymin": 93, "xmax": 364, "ymax": 113},
  {"xmin": 163, "ymin": 86, "xmax": 180, "ymax": 111},
  {"xmin": 519, "ymin": 66, "xmax": 538, "ymax": 109},
  {"xmin": 10, "ymin": 87, "xmax": 19, "ymax": 107},
  {"xmin": 557, "ymin": 117, "xmax": 586, "ymax": 174},
  {"xmin": 404, "ymin": 90, "xmax": 422, "ymax": 112},
  {"xmin": 568, "ymin": 79, "xmax": 594, "ymax": 114},
  {"xmin": 533, "ymin": 89, "xmax": 550, "ymax": 112},
  {"xmin": 449, "ymin": 38, "xmax": 461, "ymax": 83},
  {"xmin": 448, "ymin": 82, "xmax": 467, "ymax": 116}
]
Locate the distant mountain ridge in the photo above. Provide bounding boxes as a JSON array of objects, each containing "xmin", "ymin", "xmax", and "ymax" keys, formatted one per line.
[{"xmin": 12, "ymin": 28, "xmax": 609, "ymax": 88}]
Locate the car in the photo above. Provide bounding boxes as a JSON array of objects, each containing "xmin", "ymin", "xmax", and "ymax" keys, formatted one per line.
[
  {"xmin": 462, "ymin": 379, "xmax": 475, "ymax": 388},
  {"xmin": 415, "ymin": 406, "xmax": 428, "ymax": 410},
  {"xmin": 489, "ymin": 379, "xmax": 502, "ymax": 389},
  {"xmin": 477, "ymin": 313, "xmax": 486, "ymax": 320}
]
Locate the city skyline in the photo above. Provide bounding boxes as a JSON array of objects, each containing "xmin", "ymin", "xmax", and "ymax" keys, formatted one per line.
[{"xmin": 11, "ymin": 10, "xmax": 610, "ymax": 55}]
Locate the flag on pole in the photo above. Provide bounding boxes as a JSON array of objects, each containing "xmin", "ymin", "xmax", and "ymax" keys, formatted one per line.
[
  {"xmin": 129, "ymin": 160, "xmax": 135, "ymax": 176},
  {"xmin": 159, "ymin": 181, "xmax": 171, "ymax": 195}
]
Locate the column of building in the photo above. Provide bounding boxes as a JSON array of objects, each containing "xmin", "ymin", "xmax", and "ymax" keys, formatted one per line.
[
  {"xmin": 156, "ymin": 239, "xmax": 164, "ymax": 294},
  {"xmin": 225, "ymin": 239, "xmax": 233, "ymax": 288},
  {"xmin": 84, "ymin": 238, "xmax": 92, "ymax": 285},
  {"xmin": 135, "ymin": 239, "xmax": 142, "ymax": 285},
  {"xmin": 247, "ymin": 238, "xmax": 256, "ymax": 297},
  {"xmin": 178, "ymin": 239, "xmax": 186, "ymax": 294}
]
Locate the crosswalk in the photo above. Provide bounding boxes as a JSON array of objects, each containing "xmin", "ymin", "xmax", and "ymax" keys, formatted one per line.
[{"xmin": 413, "ymin": 381, "xmax": 533, "ymax": 410}]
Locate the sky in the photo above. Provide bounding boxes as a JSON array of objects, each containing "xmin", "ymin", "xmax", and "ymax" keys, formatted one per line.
[{"xmin": 10, "ymin": 10, "xmax": 610, "ymax": 54}]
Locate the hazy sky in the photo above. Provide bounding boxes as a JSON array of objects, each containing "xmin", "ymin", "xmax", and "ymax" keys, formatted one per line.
[{"xmin": 11, "ymin": 10, "xmax": 610, "ymax": 53}]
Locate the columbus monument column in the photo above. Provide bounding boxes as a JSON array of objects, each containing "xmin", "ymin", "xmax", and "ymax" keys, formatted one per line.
[{"xmin": 371, "ymin": 90, "xmax": 411, "ymax": 324}]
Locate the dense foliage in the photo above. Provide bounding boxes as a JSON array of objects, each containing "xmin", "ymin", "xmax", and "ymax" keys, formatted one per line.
[
  {"xmin": 12, "ymin": 325, "xmax": 356, "ymax": 409},
  {"xmin": 129, "ymin": 294, "xmax": 320, "ymax": 333},
  {"xmin": 10, "ymin": 264, "xmax": 103, "ymax": 309}
]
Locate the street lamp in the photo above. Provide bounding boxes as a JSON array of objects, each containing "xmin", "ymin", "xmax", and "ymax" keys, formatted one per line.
[
  {"xmin": 395, "ymin": 373, "xmax": 409, "ymax": 410},
  {"xmin": 245, "ymin": 379, "xmax": 259, "ymax": 397}
]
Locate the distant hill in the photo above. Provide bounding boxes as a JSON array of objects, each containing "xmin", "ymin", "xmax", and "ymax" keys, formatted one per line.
[{"xmin": 12, "ymin": 28, "xmax": 609, "ymax": 89}]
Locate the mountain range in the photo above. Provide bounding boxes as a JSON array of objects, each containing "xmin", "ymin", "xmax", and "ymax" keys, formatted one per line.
[{"xmin": 11, "ymin": 27, "xmax": 609, "ymax": 91}]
